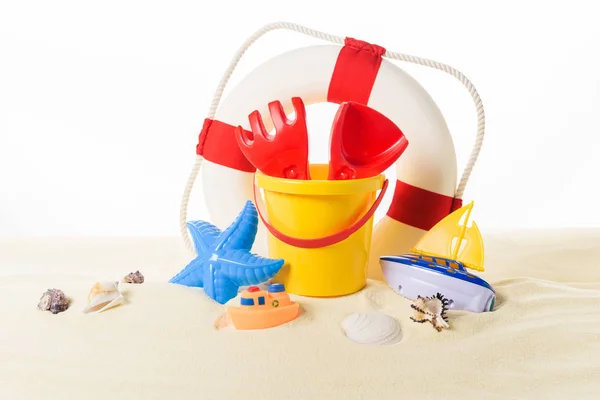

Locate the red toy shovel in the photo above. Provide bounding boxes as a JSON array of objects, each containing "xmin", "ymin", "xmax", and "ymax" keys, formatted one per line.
[
  {"xmin": 235, "ymin": 97, "xmax": 311, "ymax": 180},
  {"xmin": 328, "ymin": 102, "xmax": 409, "ymax": 180}
]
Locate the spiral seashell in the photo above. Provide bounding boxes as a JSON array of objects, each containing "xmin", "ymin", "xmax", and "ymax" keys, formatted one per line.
[
  {"xmin": 410, "ymin": 293, "xmax": 450, "ymax": 332},
  {"xmin": 83, "ymin": 281, "xmax": 124, "ymax": 314}
]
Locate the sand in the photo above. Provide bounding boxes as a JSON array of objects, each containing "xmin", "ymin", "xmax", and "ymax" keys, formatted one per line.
[{"xmin": 1, "ymin": 229, "xmax": 600, "ymax": 399}]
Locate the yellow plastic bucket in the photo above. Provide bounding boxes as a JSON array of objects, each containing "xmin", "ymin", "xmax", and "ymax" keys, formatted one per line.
[{"xmin": 254, "ymin": 164, "xmax": 388, "ymax": 297}]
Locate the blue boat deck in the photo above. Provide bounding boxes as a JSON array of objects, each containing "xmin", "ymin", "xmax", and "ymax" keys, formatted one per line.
[{"xmin": 380, "ymin": 253, "xmax": 494, "ymax": 292}]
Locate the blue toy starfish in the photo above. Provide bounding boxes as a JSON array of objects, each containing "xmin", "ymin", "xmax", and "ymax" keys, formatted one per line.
[{"xmin": 169, "ymin": 200, "xmax": 284, "ymax": 304}]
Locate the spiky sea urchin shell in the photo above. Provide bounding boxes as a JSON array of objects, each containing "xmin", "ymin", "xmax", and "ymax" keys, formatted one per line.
[
  {"xmin": 37, "ymin": 289, "xmax": 69, "ymax": 314},
  {"xmin": 410, "ymin": 292, "xmax": 450, "ymax": 332},
  {"xmin": 122, "ymin": 270, "xmax": 144, "ymax": 284}
]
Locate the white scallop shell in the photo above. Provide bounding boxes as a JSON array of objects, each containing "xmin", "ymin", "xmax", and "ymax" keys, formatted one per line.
[
  {"xmin": 341, "ymin": 312, "xmax": 402, "ymax": 345},
  {"xmin": 83, "ymin": 281, "xmax": 124, "ymax": 314}
]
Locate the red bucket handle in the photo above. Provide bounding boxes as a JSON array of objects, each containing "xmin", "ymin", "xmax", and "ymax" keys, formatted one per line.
[{"xmin": 253, "ymin": 179, "xmax": 389, "ymax": 249}]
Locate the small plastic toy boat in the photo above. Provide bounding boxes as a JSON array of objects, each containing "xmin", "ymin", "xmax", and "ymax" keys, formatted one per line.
[
  {"xmin": 227, "ymin": 283, "xmax": 300, "ymax": 330},
  {"xmin": 380, "ymin": 202, "xmax": 496, "ymax": 313}
]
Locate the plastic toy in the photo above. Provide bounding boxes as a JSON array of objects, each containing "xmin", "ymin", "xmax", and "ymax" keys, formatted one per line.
[
  {"xmin": 227, "ymin": 283, "xmax": 299, "ymax": 330},
  {"xmin": 380, "ymin": 202, "xmax": 496, "ymax": 313},
  {"xmin": 181, "ymin": 24, "xmax": 485, "ymax": 283},
  {"xmin": 235, "ymin": 97, "xmax": 310, "ymax": 180},
  {"xmin": 234, "ymin": 97, "xmax": 397, "ymax": 297},
  {"xmin": 254, "ymin": 164, "xmax": 388, "ymax": 297},
  {"xmin": 328, "ymin": 101, "xmax": 409, "ymax": 180},
  {"xmin": 169, "ymin": 201, "xmax": 285, "ymax": 305}
]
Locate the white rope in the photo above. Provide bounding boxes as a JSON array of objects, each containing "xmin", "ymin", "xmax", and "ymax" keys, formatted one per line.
[
  {"xmin": 179, "ymin": 155, "xmax": 203, "ymax": 253},
  {"xmin": 179, "ymin": 21, "xmax": 485, "ymax": 253},
  {"xmin": 383, "ymin": 49, "xmax": 485, "ymax": 198}
]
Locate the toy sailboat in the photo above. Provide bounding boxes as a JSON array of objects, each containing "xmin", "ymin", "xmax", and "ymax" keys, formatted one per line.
[{"xmin": 380, "ymin": 202, "xmax": 496, "ymax": 313}]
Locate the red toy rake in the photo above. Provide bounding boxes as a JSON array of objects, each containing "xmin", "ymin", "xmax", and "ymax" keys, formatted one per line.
[{"xmin": 235, "ymin": 97, "xmax": 311, "ymax": 180}]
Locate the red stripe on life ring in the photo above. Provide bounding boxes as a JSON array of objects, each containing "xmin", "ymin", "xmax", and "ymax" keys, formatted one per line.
[
  {"xmin": 387, "ymin": 180, "xmax": 464, "ymax": 231},
  {"xmin": 196, "ymin": 118, "xmax": 256, "ymax": 173},
  {"xmin": 327, "ymin": 37, "xmax": 386, "ymax": 104}
]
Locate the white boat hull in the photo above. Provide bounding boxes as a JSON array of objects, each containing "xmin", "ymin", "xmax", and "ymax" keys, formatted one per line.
[{"xmin": 380, "ymin": 259, "xmax": 495, "ymax": 313}]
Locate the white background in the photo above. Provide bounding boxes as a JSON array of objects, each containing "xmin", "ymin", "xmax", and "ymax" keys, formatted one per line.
[{"xmin": 1, "ymin": 0, "xmax": 598, "ymax": 237}]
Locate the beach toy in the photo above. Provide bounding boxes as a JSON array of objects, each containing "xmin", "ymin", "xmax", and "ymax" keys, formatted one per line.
[
  {"xmin": 169, "ymin": 201, "xmax": 284, "ymax": 305},
  {"xmin": 232, "ymin": 98, "xmax": 397, "ymax": 296},
  {"xmin": 255, "ymin": 164, "xmax": 389, "ymax": 297},
  {"xmin": 380, "ymin": 202, "xmax": 496, "ymax": 313},
  {"xmin": 235, "ymin": 97, "xmax": 310, "ymax": 180},
  {"xmin": 227, "ymin": 283, "xmax": 300, "ymax": 330},
  {"xmin": 182, "ymin": 24, "xmax": 486, "ymax": 283},
  {"xmin": 327, "ymin": 102, "xmax": 409, "ymax": 180}
]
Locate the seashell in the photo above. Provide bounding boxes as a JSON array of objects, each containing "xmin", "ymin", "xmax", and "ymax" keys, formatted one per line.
[
  {"xmin": 38, "ymin": 288, "xmax": 69, "ymax": 314},
  {"xmin": 122, "ymin": 270, "xmax": 144, "ymax": 284},
  {"xmin": 341, "ymin": 312, "xmax": 402, "ymax": 345},
  {"xmin": 83, "ymin": 281, "xmax": 124, "ymax": 314},
  {"xmin": 410, "ymin": 293, "xmax": 450, "ymax": 332}
]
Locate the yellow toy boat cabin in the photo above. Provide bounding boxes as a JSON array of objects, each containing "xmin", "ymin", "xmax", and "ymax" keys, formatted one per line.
[{"xmin": 227, "ymin": 283, "xmax": 300, "ymax": 330}]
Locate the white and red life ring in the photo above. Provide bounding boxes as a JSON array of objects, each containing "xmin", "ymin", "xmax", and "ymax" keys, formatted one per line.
[{"xmin": 186, "ymin": 26, "xmax": 483, "ymax": 282}]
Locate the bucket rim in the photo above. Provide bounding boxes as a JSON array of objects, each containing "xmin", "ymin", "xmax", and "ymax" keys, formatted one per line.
[{"xmin": 255, "ymin": 164, "xmax": 385, "ymax": 195}]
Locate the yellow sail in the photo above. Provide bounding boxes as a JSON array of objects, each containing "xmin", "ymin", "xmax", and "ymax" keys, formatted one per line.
[{"xmin": 411, "ymin": 202, "xmax": 485, "ymax": 272}]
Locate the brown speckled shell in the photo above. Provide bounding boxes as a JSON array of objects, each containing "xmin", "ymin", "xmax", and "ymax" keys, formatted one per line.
[
  {"xmin": 123, "ymin": 270, "xmax": 145, "ymax": 284},
  {"xmin": 38, "ymin": 289, "xmax": 69, "ymax": 314}
]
